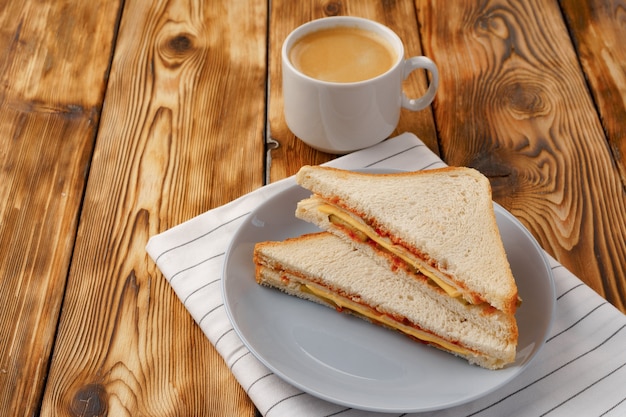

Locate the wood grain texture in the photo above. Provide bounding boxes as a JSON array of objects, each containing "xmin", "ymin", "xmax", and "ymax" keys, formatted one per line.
[
  {"xmin": 417, "ymin": 0, "xmax": 626, "ymax": 312},
  {"xmin": 560, "ymin": 0, "xmax": 626, "ymax": 186},
  {"xmin": 268, "ymin": 0, "xmax": 439, "ymax": 181},
  {"xmin": 0, "ymin": 1, "xmax": 119, "ymax": 415},
  {"xmin": 40, "ymin": 0, "xmax": 264, "ymax": 415},
  {"xmin": 1, "ymin": 1, "xmax": 624, "ymax": 415}
]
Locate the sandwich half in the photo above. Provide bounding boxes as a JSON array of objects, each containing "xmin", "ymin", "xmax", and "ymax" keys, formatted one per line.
[
  {"xmin": 294, "ymin": 165, "xmax": 520, "ymax": 315},
  {"xmin": 254, "ymin": 232, "xmax": 518, "ymax": 369}
]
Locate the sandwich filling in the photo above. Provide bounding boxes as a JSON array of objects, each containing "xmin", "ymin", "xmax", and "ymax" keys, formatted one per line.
[
  {"xmin": 259, "ymin": 267, "xmax": 479, "ymax": 359},
  {"xmin": 316, "ymin": 202, "xmax": 485, "ymax": 306}
]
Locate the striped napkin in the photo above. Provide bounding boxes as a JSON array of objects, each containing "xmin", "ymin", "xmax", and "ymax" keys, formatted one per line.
[{"xmin": 146, "ymin": 133, "xmax": 626, "ymax": 417}]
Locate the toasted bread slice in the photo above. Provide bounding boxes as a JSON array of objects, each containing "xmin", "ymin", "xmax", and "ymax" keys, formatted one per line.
[
  {"xmin": 295, "ymin": 165, "xmax": 519, "ymax": 315},
  {"xmin": 254, "ymin": 232, "xmax": 518, "ymax": 369}
]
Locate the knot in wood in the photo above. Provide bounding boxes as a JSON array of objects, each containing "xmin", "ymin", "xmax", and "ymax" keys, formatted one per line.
[
  {"xmin": 323, "ymin": 1, "xmax": 343, "ymax": 16},
  {"xmin": 501, "ymin": 82, "xmax": 549, "ymax": 119},
  {"xmin": 169, "ymin": 34, "xmax": 192, "ymax": 53},
  {"xmin": 487, "ymin": 15, "xmax": 509, "ymax": 39},
  {"xmin": 70, "ymin": 383, "xmax": 108, "ymax": 417},
  {"xmin": 159, "ymin": 32, "xmax": 197, "ymax": 68}
]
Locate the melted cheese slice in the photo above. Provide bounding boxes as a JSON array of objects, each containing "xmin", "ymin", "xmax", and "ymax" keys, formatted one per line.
[
  {"xmin": 303, "ymin": 283, "xmax": 471, "ymax": 356},
  {"xmin": 318, "ymin": 204, "xmax": 462, "ymax": 298}
]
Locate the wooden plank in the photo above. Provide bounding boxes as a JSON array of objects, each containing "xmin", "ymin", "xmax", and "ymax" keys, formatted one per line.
[
  {"xmin": 0, "ymin": 1, "xmax": 120, "ymax": 415},
  {"xmin": 417, "ymin": 0, "xmax": 626, "ymax": 312},
  {"xmin": 40, "ymin": 0, "xmax": 265, "ymax": 415},
  {"xmin": 560, "ymin": 0, "xmax": 626, "ymax": 185},
  {"xmin": 268, "ymin": 0, "xmax": 439, "ymax": 181}
]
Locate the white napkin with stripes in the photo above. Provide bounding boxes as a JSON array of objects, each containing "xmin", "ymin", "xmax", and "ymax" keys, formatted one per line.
[{"xmin": 146, "ymin": 133, "xmax": 626, "ymax": 416}]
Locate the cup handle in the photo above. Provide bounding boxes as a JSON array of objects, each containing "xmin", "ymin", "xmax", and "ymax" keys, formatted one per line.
[{"xmin": 401, "ymin": 56, "xmax": 439, "ymax": 111}]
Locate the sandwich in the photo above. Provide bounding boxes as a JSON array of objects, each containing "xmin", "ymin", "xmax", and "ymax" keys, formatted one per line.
[
  {"xmin": 254, "ymin": 232, "xmax": 518, "ymax": 369},
  {"xmin": 294, "ymin": 165, "xmax": 520, "ymax": 315}
]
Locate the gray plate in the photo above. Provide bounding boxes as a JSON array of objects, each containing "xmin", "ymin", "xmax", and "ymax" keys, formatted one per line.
[{"xmin": 222, "ymin": 172, "xmax": 555, "ymax": 413}]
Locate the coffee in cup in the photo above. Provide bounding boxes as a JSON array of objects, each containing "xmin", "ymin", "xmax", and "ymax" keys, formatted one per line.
[
  {"xmin": 289, "ymin": 26, "xmax": 397, "ymax": 83},
  {"xmin": 282, "ymin": 16, "xmax": 439, "ymax": 154}
]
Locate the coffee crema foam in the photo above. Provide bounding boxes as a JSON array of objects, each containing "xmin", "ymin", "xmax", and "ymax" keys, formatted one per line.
[{"xmin": 289, "ymin": 26, "xmax": 397, "ymax": 83}]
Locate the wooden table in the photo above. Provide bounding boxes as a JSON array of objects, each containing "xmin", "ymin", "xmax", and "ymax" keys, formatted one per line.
[{"xmin": 1, "ymin": 0, "xmax": 624, "ymax": 415}]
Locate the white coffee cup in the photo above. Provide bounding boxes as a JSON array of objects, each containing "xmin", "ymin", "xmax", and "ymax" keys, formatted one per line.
[{"xmin": 282, "ymin": 16, "xmax": 438, "ymax": 154}]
